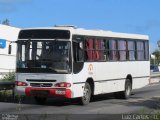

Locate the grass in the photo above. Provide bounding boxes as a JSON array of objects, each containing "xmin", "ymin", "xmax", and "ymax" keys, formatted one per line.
[
  {"xmin": 0, "ymin": 72, "xmax": 15, "ymax": 102},
  {"xmin": 0, "ymin": 72, "xmax": 15, "ymax": 82},
  {"xmin": 0, "ymin": 90, "xmax": 14, "ymax": 102}
]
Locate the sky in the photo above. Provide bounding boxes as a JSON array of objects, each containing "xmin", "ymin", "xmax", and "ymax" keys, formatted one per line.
[{"xmin": 0, "ymin": 0, "xmax": 160, "ymax": 53}]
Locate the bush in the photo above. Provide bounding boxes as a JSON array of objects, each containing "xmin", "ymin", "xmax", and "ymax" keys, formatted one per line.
[
  {"xmin": 0, "ymin": 72, "xmax": 15, "ymax": 102},
  {"xmin": 0, "ymin": 72, "xmax": 15, "ymax": 82}
]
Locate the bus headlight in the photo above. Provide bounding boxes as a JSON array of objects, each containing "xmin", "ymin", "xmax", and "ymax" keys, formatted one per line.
[
  {"xmin": 54, "ymin": 82, "xmax": 71, "ymax": 88},
  {"xmin": 15, "ymin": 81, "xmax": 28, "ymax": 86}
]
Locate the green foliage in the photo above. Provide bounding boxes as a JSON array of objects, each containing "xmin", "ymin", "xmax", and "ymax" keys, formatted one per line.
[
  {"xmin": 0, "ymin": 72, "xmax": 15, "ymax": 82},
  {"xmin": 151, "ymin": 50, "xmax": 160, "ymax": 65},
  {"xmin": 1, "ymin": 19, "xmax": 10, "ymax": 25}
]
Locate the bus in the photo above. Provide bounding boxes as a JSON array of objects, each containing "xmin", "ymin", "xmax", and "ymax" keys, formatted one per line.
[
  {"xmin": 0, "ymin": 24, "xmax": 20, "ymax": 78},
  {"xmin": 15, "ymin": 26, "xmax": 150, "ymax": 105}
]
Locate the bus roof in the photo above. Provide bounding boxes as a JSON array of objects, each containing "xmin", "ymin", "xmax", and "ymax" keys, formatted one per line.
[
  {"xmin": 21, "ymin": 26, "xmax": 149, "ymax": 40},
  {"xmin": 0, "ymin": 24, "xmax": 21, "ymax": 41}
]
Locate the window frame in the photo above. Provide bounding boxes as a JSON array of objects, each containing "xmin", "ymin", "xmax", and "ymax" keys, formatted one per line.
[
  {"xmin": 127, "ymin": 40, "xmax": 136, "ymax": 61},
  {"xmin": 72, "ymin": 35, "xmax": 85, "ymax": 62},
  {"xmin": 95, "ymin": 39, "xmax": 107, "ymax": 62},
  {"xmin": 136, "ymin": 40, "xmax": 145, "ymax": 61},
  {"xmin": 117, "ymin": 39, "xmax": 127, "ymax": 61}
]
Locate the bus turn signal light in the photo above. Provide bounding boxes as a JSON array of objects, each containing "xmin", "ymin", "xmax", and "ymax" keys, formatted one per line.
[
  {"xmin": 16, "ymin": 81, "xmax": 28, "ymax": 86},
  {"xmin": 54, "ymin": 82, "xmax": 71, "ymax": 88}
]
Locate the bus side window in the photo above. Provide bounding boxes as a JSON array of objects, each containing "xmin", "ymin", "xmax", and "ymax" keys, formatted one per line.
[
  {"xmin": 128, "ymin": 41, "xmax": 136, "ymax": 61},
  {"xmin": 85, "ymin": 39, "xmax": 89, "ymax": 61},
  {"xmin": 136, "ymin": 41, "xmax": 145, "ymax": 60},
  {"xmin": 144, "ymin": 41, "xmax": 149, "ymax": 60},
  {"xmin": 95, "ymin": 39, "xmax": 106, "ymax": 61},
  {"xmin": 109, "ymin": 40, "xmax": 117, "ymax": 61},
  {"xmin": 118, "ymin": 40, "xmax": 127, "ymax": 61},
  {"xmin": 105, "ymin": 40, "xmax": 110, "ymax": 61},
  {"xmin": 95, "ymin": 40, "xmax": 100, "ymax": 60},
  {"xmin": 73, "ymin": 41, "xmax": 84, "ymax": 62},
  {"xmin": 85, "ymin": 39, "xmax": 94, "ymax": 61}
]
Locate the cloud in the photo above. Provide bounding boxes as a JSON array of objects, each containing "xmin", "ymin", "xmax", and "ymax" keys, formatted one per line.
[{"xmin": 0, "ymin": 0, "xmax": 32, "ymax": 13}]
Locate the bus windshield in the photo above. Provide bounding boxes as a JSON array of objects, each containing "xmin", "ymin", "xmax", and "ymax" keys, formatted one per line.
[{"xmin": 16, "ymin": 40, "xmax": 71, "ymax": 74}]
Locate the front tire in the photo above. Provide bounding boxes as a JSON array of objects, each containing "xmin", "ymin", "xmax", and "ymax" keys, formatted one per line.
[{"xmin": 79, "ymin": 82, "xmax": 91, "ymax": 105}]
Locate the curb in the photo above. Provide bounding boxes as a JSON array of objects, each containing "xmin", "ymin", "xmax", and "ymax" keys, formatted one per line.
[{"xmin": 149, "ymin": 78, "xmax": 160, "ymax": 84}]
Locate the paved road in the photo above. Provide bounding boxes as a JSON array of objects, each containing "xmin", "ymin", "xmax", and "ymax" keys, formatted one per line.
[{"xmin": 0, "ymin": 83, "xmax": 160, "ymax": 119}]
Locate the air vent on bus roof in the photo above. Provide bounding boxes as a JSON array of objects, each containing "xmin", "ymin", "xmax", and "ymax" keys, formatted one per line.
[{"xmin": 54, "ymin": 25, "xmax": 77, "ymax": 29}]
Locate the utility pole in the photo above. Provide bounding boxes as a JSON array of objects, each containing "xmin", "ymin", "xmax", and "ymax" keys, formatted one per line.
[{"xmin": 156, "ymin": 40, "xmax": 160, "ymax": 65}]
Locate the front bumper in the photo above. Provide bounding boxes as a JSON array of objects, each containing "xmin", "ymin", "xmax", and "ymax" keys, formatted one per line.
[{"xmin": 25, "ymin": 87, "xmax": 72, "ymax": 98}]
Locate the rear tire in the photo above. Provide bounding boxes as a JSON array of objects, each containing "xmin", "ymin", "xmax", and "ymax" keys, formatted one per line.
[
  {"xmin": 79, "ymin": 82, "xmax": 91, "ymax": 105},
  {"xmin": 114, "ymin": 80, "xmax": 132, "ymax": 99},
  {"xmin": 34, "ymin": 96, "xmax": 47, "ymax": 104},
  {"xmin": 124, "ymin": 80, "xmax": 132, "ymax": 99}
]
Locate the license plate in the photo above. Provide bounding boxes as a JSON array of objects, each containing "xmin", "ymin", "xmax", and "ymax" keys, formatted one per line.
[
  {"xmin": 55, "ymin": 90, "xmax": 65, "ymax": 95},
  {"xmin": 31, "ymin": 90, "xmax": 49, "ymax": 96}
]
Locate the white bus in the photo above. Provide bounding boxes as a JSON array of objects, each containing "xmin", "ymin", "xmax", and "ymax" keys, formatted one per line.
[
  {"xmin": 15, "ymin": 26, "xmax": 150, "ymax": 105},
  {"xmin": 0, "ymin": 24, "xmax": 20, "ymax": 78}
]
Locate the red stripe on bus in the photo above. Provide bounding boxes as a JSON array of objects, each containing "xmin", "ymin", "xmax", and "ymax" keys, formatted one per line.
[{"xmin": 25, "ymin": 87, "xmax": 72, "ymax": 98}]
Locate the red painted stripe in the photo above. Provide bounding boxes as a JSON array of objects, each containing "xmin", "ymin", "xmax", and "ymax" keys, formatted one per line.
[{"xmin": 25, "ymin": 87, "xmax": 72, "ymax": 98}]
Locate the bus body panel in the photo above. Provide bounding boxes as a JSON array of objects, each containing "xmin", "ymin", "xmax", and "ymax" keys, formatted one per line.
[
  {"xmin": 71, "ymin": 61, "xmax": 150, "ymax": 97},
  {"xmin": 95, "ymin": 61, "xmax": 150, "ymax": 89},
  {"xmin": 15, "ymin": 73, "xmax": 73, "ymax": 97},
  {"xmin": 95, "ymin": 61, "xmax": 150, "ymax": 93},
  {"xmin": 72, "ymin": 62, "xmax": 96, "ymax": 97},
  {"xmin": 72, "ymin": 83, "xmax": 84, "ymax": 97}
]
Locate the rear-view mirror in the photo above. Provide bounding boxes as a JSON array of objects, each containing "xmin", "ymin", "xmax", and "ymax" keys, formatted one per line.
[{"xmin": 8, "ymin": 44, "xmax": 12, "ymax": 54}]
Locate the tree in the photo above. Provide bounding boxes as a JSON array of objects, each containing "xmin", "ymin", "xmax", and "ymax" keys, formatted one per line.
[
  {"xmin": 0, "ymin": 72, "xmax": 15, "ymax": 82},
  {"xmin": 151, "ymin": 50, "xmax": 160, "ymax": 65},
  {"xmin": 1, "ymin": 19, "xmax": 10, "ymax": 26}
]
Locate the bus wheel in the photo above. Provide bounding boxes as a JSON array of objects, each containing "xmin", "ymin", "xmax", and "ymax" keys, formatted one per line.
[
  {"xmin": 79, "ymin": 82, "xmax": 91, "ymax": 105},
  {"xmin": 114, "ymin": 80, "xmax": 132, "ymax": 99},
  {"xmin": 34, "ymin": 96, "xmax": 47, "ymax": 104},
  {"xmin": 122, "ymin": 80, "xmax": 132, "ymax": 99}
]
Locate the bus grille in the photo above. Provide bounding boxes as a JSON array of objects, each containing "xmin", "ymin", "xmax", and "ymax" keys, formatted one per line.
[{"xmin": 30, "ymin": 83, "xmax": 53, "ymax": 87}]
